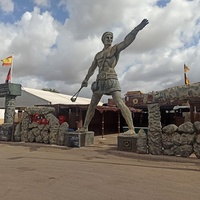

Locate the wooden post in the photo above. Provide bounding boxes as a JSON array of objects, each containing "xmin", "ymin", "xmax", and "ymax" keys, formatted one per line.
[
  {"xmin": 190, "ymin": 104, "xmax": 194, "ymax": 123},
  {"xmin": 102, "ymin": 111, "xmax": 105, "ymax": 138},
  {"xmin": 118, "ymin": 111, "xmax": 120, "ymax": 134}
]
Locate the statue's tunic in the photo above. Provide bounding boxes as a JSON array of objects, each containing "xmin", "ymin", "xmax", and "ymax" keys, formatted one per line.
[{"xmin": 91, "ymin": 45, "xmax": 121, "ymax": 95}]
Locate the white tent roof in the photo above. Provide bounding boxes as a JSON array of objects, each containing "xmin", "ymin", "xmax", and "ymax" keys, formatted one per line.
[
  {"xmin": 0, "ymin": 87, "xmax": 103, "ymax": 108},
  {"xmin": 22, "ymin": 87, "xmax": 102, "ymax": 105}
]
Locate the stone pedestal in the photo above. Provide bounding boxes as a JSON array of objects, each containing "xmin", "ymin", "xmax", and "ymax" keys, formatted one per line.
[
  {"xmin": 117, "ymin": 134, "xmax": 138, "ymax": 152},
  {"xmin": 0, "ymin": 83, "xmax": 21, "ymax": 127},
  {"xmin": 64, "ymin": 131, "xmax": 94, "ymax": 147},
  {"xmin": 85, "ymin": 131, "xmax": 94, "ymax": 146},
  {"xmin": 0, "ymin": 123, "xmax": 13, "ymax": 141}
]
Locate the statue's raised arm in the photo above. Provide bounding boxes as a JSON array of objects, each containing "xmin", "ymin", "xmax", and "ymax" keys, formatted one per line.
[
  {"xmin": 117, "ymin": 19, "xmax": 149, "ymax": 51},
  {"xmin": 137, "ymin": 19, "xmax": 149, "ymax": 30}
]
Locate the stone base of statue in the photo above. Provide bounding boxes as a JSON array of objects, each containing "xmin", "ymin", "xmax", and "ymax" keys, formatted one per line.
[
  {"xmin": 0, "ymin": 123, "xmax": 13, "ymax": 141},
  {"xmin": 64, "ymin": 131, "xmax": 94, "ymax": 147},
  {"xmin": 117, "ymin": 133, "xmax": 138, "ymax": 152},
  {"xmin": 85, "ymin": 131, "xmax": 94, "ymax": 146}
]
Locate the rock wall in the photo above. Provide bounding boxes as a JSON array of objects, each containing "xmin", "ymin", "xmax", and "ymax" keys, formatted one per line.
[
  {"xmin": 141, "ymin": 82, "xmax": 200, "ymax": 159},
  {"xmin": 144, "ymin": 82, "xmax": 200, "ymax": 103},
  {"xmin": 136, "ymin": 129, "xmax": 148, "ymax": 154},
  {"xmin": 136, "ymin": 121, "xmax": 200, "ymax": 158},
  {"xmin": 14, "ymin": 106, "xmax": 69, "ymax": 145},
  {"xmin": 193, "ymin": 121, "xmax": 200, "ymax": 158},
  {"xmin": 162, "ymin": 122, "xmax": 195, "ymax": 157},
  {"xmin": 147, "ymin": 103, "xmax": 162, "ymax": 155}
]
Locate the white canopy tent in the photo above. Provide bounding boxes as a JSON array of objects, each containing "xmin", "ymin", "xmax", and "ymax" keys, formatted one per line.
[
  {"xmin": 0, "ymin": 87, "xmax": 102, "ymax": 109},
  {"xmin": 0, "ymin": 87, "xmax": 103, "ymax": 124}
]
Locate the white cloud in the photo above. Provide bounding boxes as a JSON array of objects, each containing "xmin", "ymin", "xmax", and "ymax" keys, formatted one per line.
[
  {"xmin": 0, "ymin": 0, "xmax": 14, "ymax": 13},
  {"xmin": 34, "ymin": 0, "xmax": 50, "ymax": 7},
  {"xmin": 0, "ymin": 0, "xmax": 199, "ymax": 102}
]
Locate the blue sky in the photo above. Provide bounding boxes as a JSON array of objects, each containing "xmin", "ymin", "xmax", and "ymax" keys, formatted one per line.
[
  {"xmin": 157, "ymin": 0, "xmax": 171, "ymax": 7},
  {"xmin": 0, "ymin": 0, "xmax": 199, "ymax": 101},
  {"xmin": 0, "ymin": 0, "xmax": 69, "ymax": 24}
]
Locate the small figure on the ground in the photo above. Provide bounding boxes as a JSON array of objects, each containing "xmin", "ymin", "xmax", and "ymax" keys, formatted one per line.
[{"xmin": 79, "ymin": 19, "xmax": 149, "ymax": 137}]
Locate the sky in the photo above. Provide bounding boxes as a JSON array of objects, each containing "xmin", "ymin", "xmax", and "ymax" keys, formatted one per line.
[{"xmin": 0, "ymin": 0, "xmax": 199, "ymax": 103}]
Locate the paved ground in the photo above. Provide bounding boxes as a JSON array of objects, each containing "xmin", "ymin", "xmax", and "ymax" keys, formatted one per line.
[{"xmin": 0, "ymin": 134, "xmax": 200, "ymax": 200}]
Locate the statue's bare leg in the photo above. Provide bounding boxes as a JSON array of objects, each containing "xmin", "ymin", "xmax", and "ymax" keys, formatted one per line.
[
  {"xmin": 78, "ymin": 92, "xmax": 103, "ymax": 132},
  {"xmin": 112, "ymin": 91, "xmax": 137, "ymax": 137}
]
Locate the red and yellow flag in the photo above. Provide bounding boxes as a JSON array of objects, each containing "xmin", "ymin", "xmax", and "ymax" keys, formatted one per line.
[
  {"xmin": 184, "ymin": 63, "xmax": 190, "ymax": 73},
  {"xmin": 5, "ymin": 68, "xmax": 11, "ymax": 83},
  {"xmin": 185, "ymin": 76, "xmax": 190, "ymax": 85},
  {"xmin": 1, "ymin": 56, "xmax": 12, "ymax": 66}
]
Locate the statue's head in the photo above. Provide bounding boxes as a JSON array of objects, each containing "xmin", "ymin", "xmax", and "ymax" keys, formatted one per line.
[{"xmin": 101, "ymin": 32, "xmax": 113, "ymax": 45}]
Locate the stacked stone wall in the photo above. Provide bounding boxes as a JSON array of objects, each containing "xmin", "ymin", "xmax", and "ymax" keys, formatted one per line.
[
  {"xmin": 14, "ymin": 106, "xmax": 69, "ymax": 145},
  {"xmin": 193, "ymin": 121, "xmax": 200, "ymax": 158},
  {"xmin": 147, "ymin": 103, "xmax": 162, "ymax": 155},
  {"xmin": 162, "ymin": 122, "xmax": 195, "ymax": 157},
  {"xmin": 137, "ymin": 121, "xmax": 200, "ymax": 159}
]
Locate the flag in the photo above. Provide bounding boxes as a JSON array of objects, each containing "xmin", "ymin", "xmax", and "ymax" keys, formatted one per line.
[
  {"xmin": 1, "ymin": 56, "xmax": 12, "ymax": 66},
  {"xmin": 184, "ymin": 63, "xmax": 190, "ymax": 73},
  {"xmin": 5, "ymin": 68, "xmax": 11, "ymax": 83},
  {"xmin": 185, "ymin": 76, "xmax": 190, "ymax": 85},
  {"xmin": 184, "ymin": 73, "xmax": 190, "ymax": 85}
]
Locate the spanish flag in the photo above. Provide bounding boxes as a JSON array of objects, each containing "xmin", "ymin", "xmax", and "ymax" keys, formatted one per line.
[
  {"xmin": 184, "ymin": 63, "xmax": 190, "ymax": 85},
  {"xmin": 184, "ymin": 63, "xmax": 190, "ymax": 73},
  {"xmin": 1, "ymin": 56, "xmax": 12, "ymax": 66},
  {"xmin": 5, "ymin": 68, "xmax": 11, "ymax": 83},
  {"xmin": 185, "ymin": 76, "xmax": 190, "ymax": 85}
]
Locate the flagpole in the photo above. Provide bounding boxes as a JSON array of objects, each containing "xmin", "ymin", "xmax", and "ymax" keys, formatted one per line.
[
  {"xmin": 184, "ymin": 72, "xmax": 187, "ymax": 85},
  {"xmin": 184, "ymin": 63, "xmax": 186, "ymax": 85},
  {"xmin": 184, "ymin": 63, "xmax": 190, "ymax": 85},
  {"xmin": 10, "ymin": 52, "xmax": 14, "ymax": 83}
]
